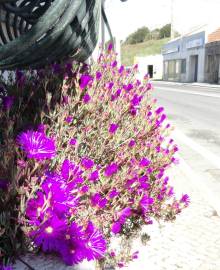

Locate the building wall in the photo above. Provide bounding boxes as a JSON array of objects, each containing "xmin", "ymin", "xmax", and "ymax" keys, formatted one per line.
[
  {"xmin": 162, "ymin": 31, "xmax": 205, "ymax": 83},
  {"xmin": 134, "ymin": 55, "xmax": 163, "ymax": 80},
  {"xmin": 204, "ymin": 41, "xmax": 220, "ymax": 83}
]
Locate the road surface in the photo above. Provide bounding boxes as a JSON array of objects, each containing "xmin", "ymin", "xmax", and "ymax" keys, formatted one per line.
[{"xmin": 153, "ymin": 81, "xmax": 220, "ymax": 212}]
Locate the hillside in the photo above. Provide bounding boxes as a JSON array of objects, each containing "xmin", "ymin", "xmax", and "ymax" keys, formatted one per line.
[{"xmin": 121, "ymin": 38, "xmax": 169, "ymax": 66}]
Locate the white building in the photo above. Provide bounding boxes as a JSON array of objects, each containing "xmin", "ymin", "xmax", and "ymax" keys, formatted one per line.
[{"xmin": 134, "ymin": 54, "xmax": 163, "ymax": 80}]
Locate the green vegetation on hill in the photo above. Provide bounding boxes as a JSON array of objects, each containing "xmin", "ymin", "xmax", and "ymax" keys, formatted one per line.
[{"xmin": 121, "ymin": 38, "xmax": 169, "ymax": 66}]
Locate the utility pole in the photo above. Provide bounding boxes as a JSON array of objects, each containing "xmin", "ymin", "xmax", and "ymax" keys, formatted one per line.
[{"xmin": 171, "ymin": 0, "xmax": 174, "ymax": 40}]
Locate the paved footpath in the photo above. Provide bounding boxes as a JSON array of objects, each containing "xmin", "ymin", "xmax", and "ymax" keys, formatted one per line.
[
  {"xmin": 14, "ymin": 158, "xmax": 220, "ymax": 270},
  {"xmin": 127, "ymin": 158, "xmax": 220, "ymax": 270}
]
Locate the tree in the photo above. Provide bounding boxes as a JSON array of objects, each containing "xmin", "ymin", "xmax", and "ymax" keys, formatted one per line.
[
  {"xmin": 125, "ymin": 26, "xmax": 150, "ymax": 44},
  {"xmin": 159, "ymin": 24, "xmax": 171, "ymax": 39}
]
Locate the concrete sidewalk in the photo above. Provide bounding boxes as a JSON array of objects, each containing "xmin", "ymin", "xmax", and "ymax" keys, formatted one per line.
[
  {"xmin": 14, "ymin": 159, "xmax": 220, "ymax": 270},
  {"xmin": 127, "ymin": 159, "xmax": 220, "ymax": 270}
]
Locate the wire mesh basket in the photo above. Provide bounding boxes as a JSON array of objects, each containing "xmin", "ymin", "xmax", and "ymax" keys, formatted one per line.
[{"xmin": 0, "ymin": 0, "xmax": 100, "ymax": 69}]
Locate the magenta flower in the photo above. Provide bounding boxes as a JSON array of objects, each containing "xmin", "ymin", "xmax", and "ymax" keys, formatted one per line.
[
  {"xmin": 17, "ymin": 130, "xmax": 56, "ymax": 160},
  {"xmin": 108, "ymin": 43, "xmax": 113, "ymax": 51},
  {"xmin": 180, "ymin": 194, "xmax": 190, "ymax": 206},
  {"xmin": 123, "ymin": 83, "xmax": 133, "ymax": 91},
  {"xmin": 26, "ymin": 191, "xmax": 45, "ymax": 225},
  {"xmin": 91, "ymin": 193, "xmax": 102, "ymax": 206},
  {"xmin": 140, "ymin": 195, "xmax": 154, "ymax": 213},
  {"xmin": 118, "ymin": 207, "xmax": 132, "ymax": 224},
  {"xmin": 89, "ymin": 170, "xmax": 99, "ymax": 182},
  {"xmin": 111, "ymin": 60, "xmax": 117, "ymax": 68},
  {"xmin": 0, "ymin": 179, "xmax": 9, "ymax": 190},
  {"xmin": 60, "ymin": 223, "xmax": 86, "ymax": 265},
  {"xmin": 83, "ymin": 221, "xmax": 107, "ymax": 260},
  {"xmin": 79, "ymin": 74, "xmax": 93, "ymax": 90},
  {"xmin": 139, "ymin": 157, "xmax": 151, "ymax": 167},
  {"xmin": 155, "ymin": 107, "xmax": 164, "ymax": 115},
  {"xmin": 61, "ymin": 159, "xmax": 70, "ymax": 180},
  {"xmin": 104, "ymin": 163, "xmax": 118, "ymax": 177},
  {"xmin": 2, "ymin": 96, "xmax": 14, "ymax": 110},
  {"xmin": 118, "ymin": 65, "xmax": 124, "ymax": 73},
  {"xmin": 128, "ymin": 139, "xmax": 136, "ymax": 148},
  {"xmin": 31, "ymin": 215, "xmax": 67, "ymax": 252},
  {"xmin": 69, "ymin": 138, "xmax": 77, "ymax": 146},
  {"xmin": 96, "ymin": 71, "xmax": 102, "ymax": 80},
  {"xmin": 81, "ymin": 157, "xmax": 94, "ymax": 169},
  {"xmin": 111, "ymin": 221, "xmax": 121, "ymax": 234},
  {"xmin": 83, "ymin": 93, "xmax": 91, "ymax": 104},
  {"xmin": 109, "ymin": 123, "xmax": 118, "ymax": 134},
  {"xmin": 109, "ymin": 188, "xmax": 119, "ymax": 199},
  {"xmin": 132, "ymin": 251, "xmax": 139, "ymax": 260},
  {"xmin": 65, "ymin": 116, "xmax": 73, "ymax": 123}
]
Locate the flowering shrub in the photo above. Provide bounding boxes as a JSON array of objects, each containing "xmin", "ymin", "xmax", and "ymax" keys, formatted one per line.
[{"xmin": 0, "ymin": 46, "xmax": 189, "ymax": 269}]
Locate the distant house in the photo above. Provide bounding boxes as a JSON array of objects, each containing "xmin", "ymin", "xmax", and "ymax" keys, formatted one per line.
[
  {"xmin": 134, "ymin": 55, "xmax": 163, "ymax": 80},
  {"xmin": 205, "ymin": 28, "xmax": 220, "ymax": 84},
  {"xmin": 162, "ymin": 29, "xmax": 206, "ymax": 83},
  {"xmin": 162, "ymin": 25, "xmax": 220, "ymax": 84}
]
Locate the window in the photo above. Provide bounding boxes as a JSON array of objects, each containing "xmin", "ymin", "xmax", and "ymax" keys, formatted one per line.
[{"xmin": 181, "ymin": 59, "xmax": 186, "ymax": 73}]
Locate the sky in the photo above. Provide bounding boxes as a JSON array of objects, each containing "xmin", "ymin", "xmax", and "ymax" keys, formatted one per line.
[{"xmin": 105, "ymin": 0, "xmax": 220, "ymax": 41}]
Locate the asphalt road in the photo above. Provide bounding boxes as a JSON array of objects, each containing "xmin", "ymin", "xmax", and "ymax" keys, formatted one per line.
[{"xmin": 152, "ymin": 81, "xmax": 220, "ymax": 210}]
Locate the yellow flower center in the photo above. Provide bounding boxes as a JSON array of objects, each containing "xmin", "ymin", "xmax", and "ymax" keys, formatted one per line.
[{"xmin": 45, "ymin": 226, "xmax": 53, "ymax": 234}]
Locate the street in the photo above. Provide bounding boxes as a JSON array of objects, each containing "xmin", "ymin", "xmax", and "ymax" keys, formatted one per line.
[{"xmin": 153, "ymin": 81, "xmax": 220, "ymax": 213}]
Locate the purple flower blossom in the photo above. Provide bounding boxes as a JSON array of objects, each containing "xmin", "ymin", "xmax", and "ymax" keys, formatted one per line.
[
  {"xmin": 111, "ymin": 221, "xmax": 121, "ymax": 234},
  {"xmin": 107, "ymin": 82, "xmax": 114, "ymax": 90},
  {"xmin": 155, "ymin": 107, "xmax": 164, "ymax": 115},
  {"xmin": 91, "ymin": 193, "xmax": 102, "ymax": 206},
  {"xmin": 116, "ymin": 89, "xmax": 121, "ymax": 96},
  {"xmin": 83, "ymin": 93, "xmax": 91, "ymax": 104},
  {"xmin": 128, "ymin": 139, "xmax": 136, "ymax": 148},
  {"xmin": 131, "ymin": 95, "xmax": 142, "ymax": 107},
  {"xmin": 31, "ymin": 215, "xmax": 67, "ymax": 252},
  {"xmin": 69, "ymin": 138, "xmax": 77, "ymax": 146},
  {"xmin": 108, "ymin": 43, "xmax": 113, "ymax": 51},
  {"xmin": 0, "ymin": 179, "xmax": 9, "ymax": 190},
  {"xmin": 109, "ymin": 123, "xmax": 118, "ymax": 134},
  {"xmin": 2, "ymin": 96, "xmax": 14, "ymax": 110},
  {"xmin": 132, "ymin": 251, "xmax": 139, "ymax": 260},
  {"xmin": 65, "ymin": 116, "xmax": 73, "ymax": 123},
  {"xmin": 104, "ymin": 163, "xmax": 118, "ymax": 177},
  {"xmin": 109, "ymin": 188, "xmax": 119, "ymax": 199},
  {"xmin": 123, "ymin": 83, "xmax": 133, "ymax": 91},
  {"xmin": 17, "ymin": 130, "xmax": 56, "ymax": 160},
  {"xmin": 118, "ymin": 65, "xmax": 124, "ymax": 73},
  {"xmin": 26, "ymin": 192, "xmax": 45, "ymax": 225},
  {"xmin": 118, "ymin": 207, "xmax": 132, "ymax": 224},
  {"xmin": 81, "ymin": 157, "xmax": 94, "ymax": 169},
  {"xmin": 96, "ymin": 71, "xmax": 102, "ymax": 80},
  {"xmin": 89, "ymin": 170, "xmax": 99, "ymax": 182},
  {"xmin": 180, "ymin": 194, "xmax": 190, "ymax": 206},
  {"xmin": 80, "ymin": 74, "xmax": 93, "ymax": 90},
  {"xmin": 98, "ymin": 198, "xmax": 108, "ymax": 208},
  {"xmin": 139, "ymin": 157, "xmax": 151, "ymax": 167},
  {"xmin": 83, "ymin": 221, "xmax": 107, "ymax": 260},
  {"xmin": 140, "ymin": 195, "xmax": 154, "ymax": 213},
  {"xmin": 111, "ymin": 60, "xmax": 117, "ymax": 68},
  {"xmin": 61, "ymin": 159, "xmax": 70, "ymax": 180},
  {"xmin": 52, "ymin": 63, "xmax": 61, "ymax": 74}
]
